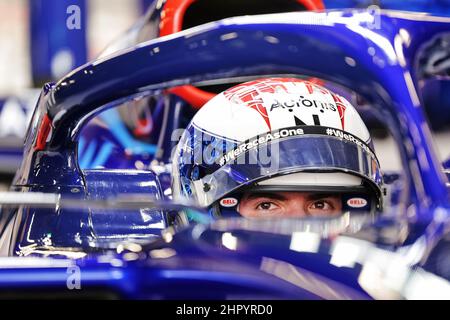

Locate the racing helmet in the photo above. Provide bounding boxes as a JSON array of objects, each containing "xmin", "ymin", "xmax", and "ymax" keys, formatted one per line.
[{"xmin": 172, "ymin": 78, "xmax": 383, "ymax": 218}]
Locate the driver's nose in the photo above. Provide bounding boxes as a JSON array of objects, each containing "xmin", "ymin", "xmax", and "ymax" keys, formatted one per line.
[{"xmin": 281, "ymin": 194, "xmax": 309, "ymax": 217}]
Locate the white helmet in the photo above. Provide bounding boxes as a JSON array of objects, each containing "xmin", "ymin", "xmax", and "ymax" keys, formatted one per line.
[{"xmin": 172, "ymin": 78, "xmax": 383, "ymax": 217}]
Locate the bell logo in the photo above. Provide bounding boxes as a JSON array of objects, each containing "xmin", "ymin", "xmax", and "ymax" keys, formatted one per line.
[
  {"xmin": 347, "ymin": 198, "xmax": 367, "ymax": 208},
  {"xmin": 220, "ymin": 198, "xmax": 238, "ymax": 207}
]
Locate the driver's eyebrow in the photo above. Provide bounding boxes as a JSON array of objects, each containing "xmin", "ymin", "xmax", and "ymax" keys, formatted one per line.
[{"xmin": 244, "ymin": 192, "xmax": 288, "ymax": 201}]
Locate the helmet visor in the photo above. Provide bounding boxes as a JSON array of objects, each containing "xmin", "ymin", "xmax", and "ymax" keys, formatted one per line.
[{"xmin": 194, "ymin": 128, "xmax": 382, "ymax": 207}]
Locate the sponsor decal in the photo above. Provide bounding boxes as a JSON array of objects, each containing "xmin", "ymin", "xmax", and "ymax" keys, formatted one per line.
[
  {"xmin": 219, "ymin": 127, "xmax": 305, "ymax": 165},
  {"xmin": 325, "ymin": 127, "xmax": 376, "ymax": 159},
  {"xmin": 218, "ymin": 125, "xmax": 377, "ymax": 166},
  {"xmin": 220, "ymin": 197, "xmax": 238, "ymax": 207},
  {"xmin": 269, "ymin": 96, "xmax": 337, "ymax": 113},
  {"xmin": 347, "ymin": 197, "xmax": 368, "ymax": 208},
  {"xmin": 223, "ymin": 78, "xmax": 315, "ymax": 131}
]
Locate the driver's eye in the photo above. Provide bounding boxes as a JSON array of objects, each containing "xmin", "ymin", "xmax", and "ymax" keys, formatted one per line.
[
  {"xmin": 309, "ymin": 200, "xmax": 332, "ymax": 210},
  {"xmin": 256, "ymin": 202, "xmax": 277, "ymax": 210}
]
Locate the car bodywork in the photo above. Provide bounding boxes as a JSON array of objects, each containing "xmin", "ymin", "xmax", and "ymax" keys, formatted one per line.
[{"xmin": 0, "ymin": 10, "xmax": 449, "ymax": 299}]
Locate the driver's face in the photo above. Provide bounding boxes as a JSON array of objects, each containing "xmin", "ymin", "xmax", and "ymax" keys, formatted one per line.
[{"xmin": 238, "ymin": 191, "xmax": 342, "ymax": 218}]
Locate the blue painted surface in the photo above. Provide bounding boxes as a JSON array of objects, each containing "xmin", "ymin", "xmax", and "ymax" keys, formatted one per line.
[
  {"xmin": 0, "ymin": 10, "xmax": 448, "ymax": 299},
  {"xmin": 324, "ymin": 0, "xmax": 450, "ymax": 15},
  {"xmin": 30, "ymin": 0, "xmax": 87, "ymax": 85},
  {"xmin": 139, "ymin": 0, "xmax": 156, "ymax": 15}
]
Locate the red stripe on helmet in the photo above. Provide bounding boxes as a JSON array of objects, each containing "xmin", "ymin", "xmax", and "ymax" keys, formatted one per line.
[{"xmin": 332, "ymin": 93, "xmax": 347, "ymax": 130}]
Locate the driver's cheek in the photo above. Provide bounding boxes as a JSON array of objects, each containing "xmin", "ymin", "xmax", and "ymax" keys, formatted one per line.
[
  {"xmin": 306, "ymin": 208, "xmax": 337, "ymax": 217},
  {"xmin": 253, "ymin": 206, "xmax": 286, "ymax": 217}
]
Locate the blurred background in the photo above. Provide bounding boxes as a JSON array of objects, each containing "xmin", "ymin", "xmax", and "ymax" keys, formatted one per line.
[
  {"xmin": 0, "ymin": 0, "xmax": 150, "ymax": 189},
  {"xmin": 0, "ymin": 0, "xmax": 450, "ymax": 190},
  {"xmin": 0, "ymin": 0, "xmax": 148, "ymax": 93}
]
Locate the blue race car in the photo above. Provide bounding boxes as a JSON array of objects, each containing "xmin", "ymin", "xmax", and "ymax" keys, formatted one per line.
[{"xmin": 0, "ymin": 9, "xmax": 449, "ymax": 299}]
